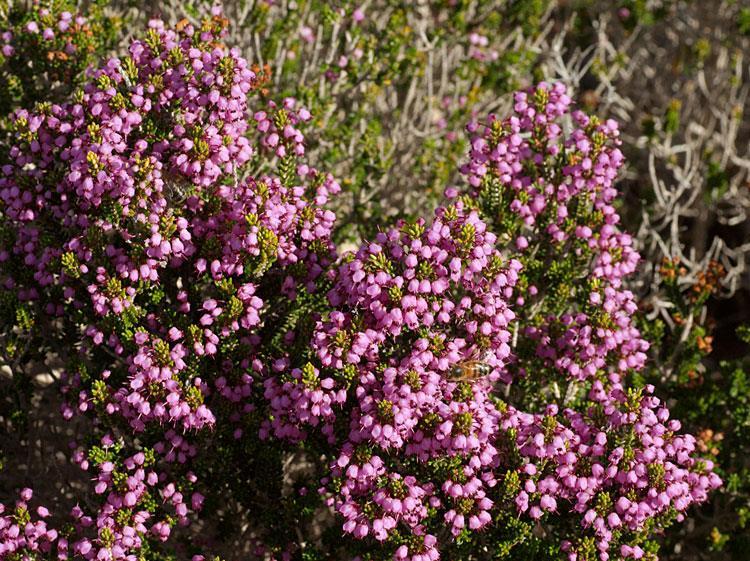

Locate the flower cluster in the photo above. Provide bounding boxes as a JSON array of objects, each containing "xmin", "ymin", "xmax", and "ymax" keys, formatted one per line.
[
  {"xmin": 267, "ymin": 164, "xmax": 717, "ymax": 559},
  {"xmin": 0, "ymin": 13, "xmax": 257, "ymax": 305},
  {"xmin": 499, "ymin": 383, "xmax": 721, "ymax": 560},
  {"xmin": 254, "ymin": 98, "xmax": 311, "ymax": 159},
  {"xmin": 0, "ymin": 489, "xmax": 59, "ymax": 560},
  {"xmin": 0, "ymin": 1, "xmax": 118, "ymax": 115}
]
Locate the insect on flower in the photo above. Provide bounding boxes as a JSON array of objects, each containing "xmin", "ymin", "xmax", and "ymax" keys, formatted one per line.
[
  {"xmin": 163, "ymin": 180, "xmax": 191, "ymax": 205},
  {"xmin": 449, "ymin": 351, "xmax": 493, "ymax": 382}
]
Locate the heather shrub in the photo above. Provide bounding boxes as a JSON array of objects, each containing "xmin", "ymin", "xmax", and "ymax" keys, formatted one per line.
[{"xmin": 0, "ymin": 6, "xmax": 725, "ymax": 560}]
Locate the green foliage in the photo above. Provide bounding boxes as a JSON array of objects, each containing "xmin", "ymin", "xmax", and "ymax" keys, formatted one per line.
[{"xmin": 739, "ymin": 8, "xmax": 750, "ymax": 35}]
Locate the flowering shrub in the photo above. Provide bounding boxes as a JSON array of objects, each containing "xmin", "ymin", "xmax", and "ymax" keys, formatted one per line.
[{"xmin": 0, "ymin": 8, "xmax": 726, "ymax": 561}]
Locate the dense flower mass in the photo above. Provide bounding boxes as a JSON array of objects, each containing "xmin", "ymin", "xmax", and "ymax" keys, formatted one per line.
[
  {"xmin": 0, "ymin": 1, "xmax": 118, "ymax": 115},
  {"xmin": 0, "ymin": 9, "xmax": 721, "ymax": 561},
  {"xmin": 0, "ymin": 489, "xmax": 59, "ymax": 559},
  {"xmin": 308, "ymin": 205, "xmax": 521, "ymax": 551}
]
